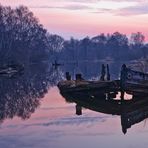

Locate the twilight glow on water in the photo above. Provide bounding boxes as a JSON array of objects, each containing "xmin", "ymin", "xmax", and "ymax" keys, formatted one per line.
[
  {"xmin": 1, "ymin": 0, "xmax": 148, "ymax": 40},
  {"xmin": 0, "ymin": 1, "xmax": 148, "ymax": 148},
  {"xmin": 0, "ymin": 62, "xmax": 148, "ymax": 148}
]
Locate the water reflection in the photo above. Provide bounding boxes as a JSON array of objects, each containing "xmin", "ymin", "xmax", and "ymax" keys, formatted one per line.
[
  {"xmin": 59, "ymin": 89, "xmax": 148, "ymax": 134},
  {"xmin": 0, "ymin": 61, "xmax": 148, "ymax": 148},
  {"xmin": 0, "ymin": 60, "xmax": 147, "ymax": 131},
  {"xmin": 0, "ymin": 62, "xmax": 64, "ymax": 123}
]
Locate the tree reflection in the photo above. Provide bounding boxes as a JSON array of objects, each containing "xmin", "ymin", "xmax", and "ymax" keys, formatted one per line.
[{"xmin": 0, "ymin": 62, "xmax": 64, "ymax": 123}]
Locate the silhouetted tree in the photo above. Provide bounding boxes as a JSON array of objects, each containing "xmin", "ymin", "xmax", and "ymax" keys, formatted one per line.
[
  {"xmin": 130, "ymin": 32, "xmax": 145, "ymax": 46},
  {"xmin": 0, "ymin": 5, "xmax": 49, "ymax": 64},
  {"xmin": 129, "ymin": 32, "xmax": 145, "ymax": 59},
  {"xmin": 91, "ymin": 33, "xmax": 107, "ymax": 59},
  {"xmin": 107, "ymin": 32, "xmax": 129, "ymax": 59},
  {"xmin": 46, "ymin": 33, "xmax": 64, "ymax": 61},
  {"xmin": 62, "ymin": 38, "xmax": 79, "ymax": 61}
]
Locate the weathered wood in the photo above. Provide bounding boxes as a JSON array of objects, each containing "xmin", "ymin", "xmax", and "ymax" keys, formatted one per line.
[
  {"xmin": 120, "ymin": 64, "xmax": 148, "ymax": 94},
  {"xmin": 76, "ymin": 73, "xmax": 83, "ymax": 81},
  {"xmin": 65, "ymin": 72, "xmax": 71, "ymax": 80},
  {"xmin": 59, "ymin": 64, "xmax": 148, "ymax": 98},
  {"xmin": 58, "ymin": 79, "xmax": 120, "ymax": 93},
  {"xmin": 100, "ymin": 64, "xmax": 106, "ymax": 81},
  {"xmin": 107, "ymin": 64, "xmax": 110, "ymax": 81}
]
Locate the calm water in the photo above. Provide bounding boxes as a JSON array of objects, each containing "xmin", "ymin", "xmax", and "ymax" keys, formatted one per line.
[{"xmin": 0, "ymin": 61, "xmax": 148, "ymax": 148}]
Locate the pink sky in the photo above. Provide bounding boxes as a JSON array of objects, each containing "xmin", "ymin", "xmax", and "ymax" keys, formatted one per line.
[{"xmin": 0, "ymin": 0, "xmax": 148, "ymax": 40}]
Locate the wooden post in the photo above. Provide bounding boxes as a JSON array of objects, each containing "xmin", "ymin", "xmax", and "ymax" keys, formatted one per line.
[
  {"xmin": 76, "ymin": 73, "xmax": 83, "ymax": 81},
  {"xmin": 120, "ymin": 64, "xmax": 127, "ymax": 100},
  {"xmin": 100, "ymin": 64, "xmax": 106, "ymax": 81},
  {"xmin": 66, "ymin": 72, "xmax": 71, "ymax": 80},
  {"xmin": 107, "ymin": 64, "xmax": 110, "ymax": 81},
  {"xmin": 120, "ymin": 64, "xmax": 127, "ymax": 90},
  {"xmin": 121, "ymin": 90, "xmax": 125, "ymax": 101}
]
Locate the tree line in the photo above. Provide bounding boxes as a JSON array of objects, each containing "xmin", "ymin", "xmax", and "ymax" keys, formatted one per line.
[
  {"xmin": 57, "ymin": 32, "xmax": 148, "ymax": 62},
  {"xmin": 0, "ymin": 4, "xmax": 147, "ymax": 65}
]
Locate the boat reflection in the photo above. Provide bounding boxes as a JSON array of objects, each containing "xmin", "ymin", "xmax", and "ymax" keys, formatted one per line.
[{"xmin": 59, "ymin": 90, "xmax": 148, "ymax": 134}]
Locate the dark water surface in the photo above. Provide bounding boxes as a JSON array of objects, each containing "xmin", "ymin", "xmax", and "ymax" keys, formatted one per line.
[{"xmin": 0, "ymin": 61, "xmax": 148, "ymax": 148}]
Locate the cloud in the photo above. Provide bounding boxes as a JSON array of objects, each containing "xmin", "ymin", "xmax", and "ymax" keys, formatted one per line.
[
  {"xmin": 115, "ymin": 2, "xmax": 148, "ymax": 16},
  {"xmin": 30, "ymin": 4, "xmax": 91, "ymax": 10},
  {"xmin": 91, "ymin": 1, "xmax": 148, "ymax": 16},
  {"xmin": 1, "ymin": 0, "xmax": 148, "ymax": 16},
  {"xmin": 50, "ymin": 0, "xmax": 98, "ymax": 2},
  {"xmin": 92, "ymin": 8, "xmax": 112, "ymax": 14},
  {"xmin": 30, "ymin": 1, "xmax": 138, "ymax": 13}
]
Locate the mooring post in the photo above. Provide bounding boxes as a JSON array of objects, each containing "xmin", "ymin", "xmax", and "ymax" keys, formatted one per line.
[
  {"xmin": 120, "ymin": 64, "xmax": 127, "ymax": 89},
  {"xmin": 120, "ymin": 64, "xmax": 127, "ymax": 100},
  {"xmin": 107, "ymin": 64, "xmax": 110, "ymax": 81},
  {"xmin": 76, "ymin": 73, "xmax": 83, "ymax": 81},
  {"xmin": 100, "ymin": 64, "xmax": 106, "ymax": 81},
  {"xmin": 121, "ymin": 90, "xmax": 125, "ymax": 101},
  {"xmin": 66, "ymin": 72, "xmax": 71, "ymax": 80}
]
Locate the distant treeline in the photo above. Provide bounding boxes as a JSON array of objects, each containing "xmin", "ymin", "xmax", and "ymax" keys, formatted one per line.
[
  {"xmin": 56, "ymin": 32, "xmax": 148, "ymax": 61},
  {"xmin": 0, "ymin": 5, "xmax": 147, "ymax": 65}
]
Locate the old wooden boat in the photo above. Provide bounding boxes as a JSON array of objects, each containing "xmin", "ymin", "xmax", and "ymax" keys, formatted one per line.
[
  {"xmin": 120, "ymin": 64, "xmax": 148, "ymax": 94},
  {"xmin": 58, "ymin": 79, "xmax": 120, "ymax": 93},
  {"xmin": 58, "ymin": 64, "xmax": 148, "ymax": 134},
  {"xmin": 58, "ymin": 64, "xmax": 148, "ymax": 97},
  {"xmin": 58, "ymin": 65, "xmax": 120, "ymax": 93}
]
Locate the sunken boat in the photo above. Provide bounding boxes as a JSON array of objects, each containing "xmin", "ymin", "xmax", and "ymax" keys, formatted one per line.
[
  {"xmin": 58, "ymin": 64, "xmax": 148, "ymax": 134},
  {"xmin": 58, "ymin": 64, "xmax": 148, "ymax": 95},
  {"xmin": 58, "ymin": 64, "xmax": 120, "ymax": 94}
]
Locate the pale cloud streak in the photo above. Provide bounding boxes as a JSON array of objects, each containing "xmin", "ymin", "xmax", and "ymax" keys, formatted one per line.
[
  {"xmin": 30, "ymin": 4, "xmax": 92, "ymax": 11},
  {"xmin": 28, "ymin": 0, "xmax": 140, "ymax": 16},
  {"xmin": 0, "ymin": 0, "xmax": 139, "ymax": 12},
  {"xmin": 115, "ymin": 2, "xmax": 148, "ymax": 16}
]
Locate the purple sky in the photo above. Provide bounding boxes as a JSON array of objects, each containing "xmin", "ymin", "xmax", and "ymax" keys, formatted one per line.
[{"xmin": 0, "ymin": 0, "xmax": 148, "ymax": 40}]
